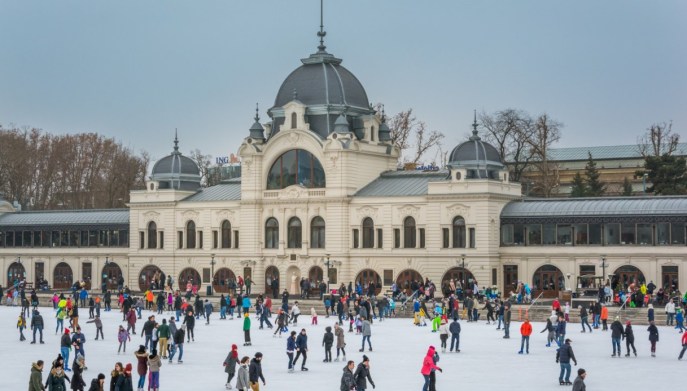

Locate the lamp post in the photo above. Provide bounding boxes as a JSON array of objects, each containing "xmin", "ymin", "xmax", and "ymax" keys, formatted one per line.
[
  {"xmin": 209, "ymin": 253, "xmax": 216, "ymax": 296},
  {"xmin": 461, "ymin": 254, "xmax": 466, "ymax": 297},
  {"xmin": 103, "ymin": 256, "xmax": 110, "ymax": 293},
  {"xmin": 600, "ymin": 255, "xmax": 608, "ymax": 286},
  {"xmin": 323, "ymin": 253, "xmax": 340, "ymax": 296}
]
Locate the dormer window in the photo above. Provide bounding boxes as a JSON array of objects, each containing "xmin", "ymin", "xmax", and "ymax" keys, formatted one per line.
[{"xmin": 291, "ymin": 112, "xmax": 297, "ymax": 129}]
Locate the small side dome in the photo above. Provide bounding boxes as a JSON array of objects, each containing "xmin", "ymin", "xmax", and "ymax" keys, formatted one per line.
[
  {"xmin": 151, "ymin": 133, "xmax": 201, "ymax": 191},
  {"xmin": 448, "ymin": 114, "xmax": 504, "ymax": 180}
]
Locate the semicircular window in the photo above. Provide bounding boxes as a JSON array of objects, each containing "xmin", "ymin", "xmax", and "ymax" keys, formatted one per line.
[{"xmin": 266, "ymin": 149, "xmax": 326, "ymax": 190}]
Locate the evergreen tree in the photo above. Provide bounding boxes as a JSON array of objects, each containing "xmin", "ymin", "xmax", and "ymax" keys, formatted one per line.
[
  {"xmin": 584, "ymin": 152, "xmax": 605, "ymax": 196},
  {"xmin": 638, "ymin": 154, "xmax": 687, "ymax": 195},
  {"xmin": 622, "ymin": 177, "xmax": 633, "ymax": 196},
  {"xmin": 570, "ymin": 172, "xmax": 587, "ymax": 197}
]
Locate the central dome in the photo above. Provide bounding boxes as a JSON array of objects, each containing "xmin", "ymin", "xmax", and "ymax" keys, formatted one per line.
[
  {"xmin": 448, "ymin": 117, "xmax": 504, "ymax": 180},
  {"xmin": 274, "ymin": 59, "xmax": 370, "ymax": 109}
]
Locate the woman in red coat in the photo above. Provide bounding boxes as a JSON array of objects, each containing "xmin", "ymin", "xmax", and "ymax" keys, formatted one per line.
[{"xmin": 420, "ymin": 346, "xmax": 442, "ymax": 391}]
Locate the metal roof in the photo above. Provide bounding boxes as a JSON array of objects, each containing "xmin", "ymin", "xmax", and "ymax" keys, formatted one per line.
[
  {"xmin": 183, "ymin": 182, "xmax": 242, "ymax": 202},
  {"xmin": 545, "ymin": 143, "xmax": 687, "ymax": 162},
  {"xmin": 501, "ymin": 196, "xmax": 687, "ymax": 218},
  {"xmin": 355, "ymin": 170, "xmax": 450, "ymax": 197},
  {"xmin": 0, "ymin": 209, "xmax": 129, "ymax": 227}
]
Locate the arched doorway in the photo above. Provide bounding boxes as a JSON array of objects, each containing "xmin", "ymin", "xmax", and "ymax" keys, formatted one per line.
[
  {"xmin": 612, "ymin": 265, "xmax": 646, "ymax": 291},
  {"xmin": 179, "ymin": 268, "xmax": 201, "ymax": 292},
  {"xmin": 286, "ymin": 265, "xmax": 301, "ymax": 295},
  {"xmin": 7, "ymin": 262, "xmax": 26, "ymax": 286},
  {"xmin": 138, "ymin": 265, "xmax": 164, "ymax": 292},
  {"xmin": 265, "ymin": 266, "xmax": 280, "ymax": 296},
  {"xmin": 442, "ymin": 267, "xmax": 476, "ymax": 296},
  {"xmin": 213, "ymin": 268, "xmax": 236, "ymax": 294},
  {"xmin": 53, "ymin": 262, "xmax": 73, "ymax": 290},
  {"xmin": 355, "ymin": 269, "xmax": 382, "ymax": 295},
  {"xmin": 308, "ymin": 266, "xmax": 324, "ymax": 296},
  {"xmin": 532, "ymin": 265, "xmax": 565, "ymax": 299},
  {"xmin": 102, "ymin": 262, "xmax": 123, "ymax": 291},
  {"xmin": 396, "ymin": 269, "xmax": 423, "ymax": 296}
]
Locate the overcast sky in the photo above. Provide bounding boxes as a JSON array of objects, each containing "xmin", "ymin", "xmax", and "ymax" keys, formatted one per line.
[{"xmin": 1, "ymin": 0, "xmax": 685, "ymax": 165}]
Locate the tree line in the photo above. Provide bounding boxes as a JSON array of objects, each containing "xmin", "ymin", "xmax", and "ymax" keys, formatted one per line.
[{"xmin": 0, "ymin": 125, "xmax": 149, "ymax": 210}]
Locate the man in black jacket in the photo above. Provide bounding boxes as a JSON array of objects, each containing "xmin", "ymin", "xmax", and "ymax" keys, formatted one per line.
[
  {"xmin": 449, "ymin": 317, "xmax": 461, "ymax": 352},
  {"xmin": 556, "ymin": 339, "xmax": 577, "ymax": 385},
  {"xmin": 249, "ymin": 352, "xmax": 266, "ymax": 390},
  {"xmin": 30, "ymin": 310, "xmax": 44, "ymax": 344},
  {"xmin": 354, "ymin": 355, "xmax": 375, "ymax": 390},
  {"xmin": 610, "ymin": 317, "xmax": 624, "ymax": 357},
  {"xmin": 142, "ymin": 315, "xmax": 156, "ymax": 350}
]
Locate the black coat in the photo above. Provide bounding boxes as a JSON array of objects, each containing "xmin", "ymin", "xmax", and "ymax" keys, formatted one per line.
[
  {"xmin": 354, "ymin": 363, "xmax": 374, "ymax": 389},
  {"xmin": 611, "ymin": 321, "xmax": 624, "ymax": 338},
  {"xmin": 624, "ymin": 325, "xmax": 635, "ymax": 342},
  {"xmin": 114, "ymin": 375, "xmax": 133, "ymax": 391},
  {"xmin": 556, "ymin": 343, "xmax": 577, "ymax": 364},
  {"xmin": 248, "ymin": 359, "xmax": 264, "ymax": 383},
  {"xmin": 648, "ymin": 324, "xmax": 659, "ymax": 342}
]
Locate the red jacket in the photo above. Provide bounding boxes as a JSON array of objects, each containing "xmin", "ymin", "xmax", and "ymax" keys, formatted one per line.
[
  {"xmin": 682, "ymin": 332, "xmax": 687, "ymax": 346},
  {"xmin": 420, "ymin": 346, "xmax": 441, "ymax": 375},
  {"xmin": 521, "ymin": 322, "xmax": 532, "ymax": 337}
]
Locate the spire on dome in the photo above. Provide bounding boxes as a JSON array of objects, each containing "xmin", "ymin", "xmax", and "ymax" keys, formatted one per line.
[
  {"xmin": 469, "ymin": 110, "xmax": 481, "ymax": 141},
  {"xmin": 249, "ymin": 103, "xmax": 265, "ymax": 141},
  {"xmin": 378, "ymin": 105, "xmax": 391, "ymax": 142},
  {"xmin": 317, "ymin": 0, "xmax": 327, "ymax": 53},
  {"xmin": 173, "ymin": 129, "xmax": 180, "ymax": 154}
]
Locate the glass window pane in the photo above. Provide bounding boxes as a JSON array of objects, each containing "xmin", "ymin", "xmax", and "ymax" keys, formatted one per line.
[
  {"xmin": 281, "ymin": 150, "xmax": 297, "ymax": 188},
  {"xmin": 604, "ymin": 223, "xmax": 620, "ymax": 245},
  {"xmin": 621, "ymin": 223, "xmax": 635, "ymax": 245},
  {"xmin": 557, "ymin": 224, "xmax": 572, "ymax": 245},
  {"xmin": 671, "ymin": 223, "xmax": 685, "ymax": 245},
  {"xmin": 526, "ymin": 224, "xmax": 541, "ymax": 245},
  {"xmin": 589, "ymin": 224, "xmax": 602, "ymax": 245},
  {"xmin": 637, "ymin": 223, "xmax": 652, "ymax": 245},
  {"xmin": 297, "ymin": 150, "xmax": 313, "ymax": 187},
  {"xmin": 543, "ymin": 224, "xmax": 556, "ymax": 245},
  {"xmin": 501, "ymin": 224, "xmax": 514, "ymax": 245},
  {"xmin": 573, "ymin": 224, "xmax": 588, "ymax": 245},
  {"xmin": 513, "ymin": 224, "xmax": 524, "ymax": 245},
  {"xmin": 657, "ymin": 223, "xmax": 670, "ymax": 245}
]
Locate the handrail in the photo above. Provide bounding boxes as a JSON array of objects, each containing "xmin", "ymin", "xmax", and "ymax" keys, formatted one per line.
[{"xmin": 527, "ymin": 292, "xmax": 545, "ymax": 311}]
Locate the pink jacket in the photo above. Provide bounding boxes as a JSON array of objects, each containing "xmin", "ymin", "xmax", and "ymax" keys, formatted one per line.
[{"xmin": 420, "ymin": 346, "xmax": 441, "ymax": 375}]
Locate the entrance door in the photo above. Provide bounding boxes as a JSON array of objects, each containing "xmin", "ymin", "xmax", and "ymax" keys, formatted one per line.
[
  {"xmin": 503, "ymin": 265, "xmax": 518, "ymax": 295},
  {"xmin": 532, "ymin": 265, "xmax": 564, "ymax": 299},
  {"xmin": 35, "ymin": 262, "xmax": 45, "ymax": 288},
  {"xmin": 82, "ymin": 262, "xmax": 92, "ymax": 290},
  {"xmin": 661, "ymin": 266, "xmax": 678, "ymax": 294}
]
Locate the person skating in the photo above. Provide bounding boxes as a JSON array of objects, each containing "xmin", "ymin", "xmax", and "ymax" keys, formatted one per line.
[
  {"xmin": 235, "ymin": 357, "xmax": 250, "ymax": 391},
  {"xmin": 86, "ymin": 315, "xmax": 103, "ymax": 341},
  {"xmin": 30, "ymin": 310, "xmax": 45, "ymax": 344},
  {"xmin": 286, "ymin": 331, "xmax": 297, "ymax": 372},
  {"xmin": 87, "ymin": 373, "xmax": 104, "ymax": 391},
  {"xmin": 71, "ymin": 354, "xmax": 87, "ymax": 391},
  {"xmin": 110, "ymin": 362, "xmax": 123, "ymax": 391},
  {"xmin": 438, "ymin": 318, "xmax": 449, "ymax": 352},
  {"xmin": 242, "ymin": 313, "xmax": 252, "ymax": 346},
  {"xmin": 293, "ymin": 328, "xmax": 309, "ymax": 371},
  {"xmin": 323, "ymin": 326, "xmax": 334, "ymax": 362},
  {"xmin": 541, "ymin": 317, "xmax": 555, "ymax": 347},
  {"xmin": 28, "ymin": 360, "xmax": 44, "ymax": 391},
  {"xmin": 273, "ymin": 309, "xmax": 287, "ymax": 337},
  {"xmin": 141, "ymin": 316, "xmax": 156, "ymax": 351},
  {"xmin": 223, "ymin": 344, "xmax": 238, "ymax": 389},
  {"xmin": 678, "ymin": 329, "xmax": 687, "ymax": 360},
  {"xmin": 622, "ymin": 321, "xmax": 637, "ymax": 357},
  {"xmin": 18, "ymin": 312, "xmax": 27, "ymax": 341},
  {"xmin": 169, "ymin": 325, "xmax": 185, "ymax": 363},
  {"xmin": 134, "ymin": 345, "xmax": 148, "ymax": 391},
  {"xmin": 340, "ymin": 360, "xmax": 356, "ymax": 391},
  {"xmin": 147, "ymin": 349, "xmax": 161, "ymax": 391},
  {"xmin": 503, "ymin": 303, "xmax": 511, "ymax": 339},
  {"xmin": 572, "ymin": 368, "xmax": 586, "ymax": 391},
  {"xmin": 448, "ymin": 317, "xmax": 461, "ymax": 352},
  {"xmin": 114, "ymin": 363, "xmax": 133, "ymax": 391},
  {"xmin": 354, "ymin": 355, "xmax": 375, "ymax": 391},
  {"xmin": 420, "ymin": 346, "xmax": 441, "ymax": 391},
  {"xmin": 648, "ymin": 321, "xmax": 659, "ymax": 357},
  {"xmin": 600, "ymin": 304, "xmax": 608, "ymax": 331},
  {"xmin": 290, "ymin": 302, "xmax": 301, "ymax": 325},
  {"xmin": 579, "ymin": 306, "xmax": 592, "ymax": 333},
  {"xmin": 519, "ymin": 318, "xmax": 532, "ymax": 354},
  {"xmin": 248, "ymin": 353, "xmax": 266, "ymax": 390},
  {"xmin": 334, "ymin": 323, "xmax": 347, "ymax": 362},
  {"xmin": 359, "ymin": 316, "xmax": 372, "ymax": 352},
  {"xmin": 125, "ymin": 309, "xmax": 137, "ymax": 336},
  {"xmin": 71, "ymin": 327, "xmax": 87, "ymax": 368},
  {"xmin": 59, "ymin": 329, "xmax": 72, "ymax": 372},
  {"xmin": 156, "ymin": 319, "xmax": 170, "ymax": 359},
  {"xmin": 118, "ymin": 325, "xmax": 131, "ymax": 354},
  {"xmin": 610, "ymin": 317, "xmax": 624, "ymax": 357},
  {"xmin": 555, "ymin": 338, "xmax": 577, "ymax": 385},
  {"xmin": 46, "ymin": 359, "xmax": 70, "ymax": 391},
  {"xmin": 204, "ymin": 299, "xmax": 213, "ymax": 325}
]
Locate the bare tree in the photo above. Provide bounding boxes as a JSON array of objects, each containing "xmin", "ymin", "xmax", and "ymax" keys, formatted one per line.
[
  {"xmin": 189, "ymin": 149, "xmax": 213, "ymax": 187},
  {"xmin": 527, "ymin": 114, "xmax": 563, "ymax": 197},
  {"xmin": 637, "ymin": 121, "xmax": 679, "ymax": 157},
  {"xmin": 411, "ymin": 122, "xmax": 444, "ymax": 164},
  {"xmin": 374, "ymin": 105, "xmax": 444, "ymax": 164},
  {"xmin": 479, "ymin": 109, "xmax": 535, "ymax": 182}
]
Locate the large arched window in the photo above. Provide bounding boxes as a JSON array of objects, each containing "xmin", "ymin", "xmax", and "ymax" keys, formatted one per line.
[
  {"xmin": 147, "ymin": 221, "xmax": 157, "ymax": 249},
  {"xmin": 404, "ymin": 216, "xmax": 416, "ymax": 248},
  {"xmin": 266, "ymin": 149, "xmax": 326, "ymax": 190},
  {"xmin": 310, "ymin": 217, "xmax": 325, "ymax": 249},
  {"xmin": 452, "ymin": 216, "xmax": 466, "ymax": 248},
  {"xmin": 265, "ymin": 218, "xmax": 279, "ymax": 249},
  {"xmin": 362, "ymin": 217, "xmax": 375, "ymax": 248},
  {"xmin": 221, "ymin": 220, "xmax": 231, "ymax": 249},
  {"xmin": 186, "ymin": 221, "xmax": 196, "ymax": 249},
  {"xmin": 288, "ymin": 217, "xmax": 302, "ymax": 248}
]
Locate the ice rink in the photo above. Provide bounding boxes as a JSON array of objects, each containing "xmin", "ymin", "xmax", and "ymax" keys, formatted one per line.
[{"xmin": 3, "ymin": 305, "xmax": 683, "ymax": 390}]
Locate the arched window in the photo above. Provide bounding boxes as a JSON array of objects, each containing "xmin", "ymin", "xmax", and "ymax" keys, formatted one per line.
[
  {"xmin": 291, "ymin": 112, "xmax": 297, "ymax": 129},
  {"xmin": 403, "ymin": 216, "xmax": 416, "ymax": 248},
  {"xmin": 362, "ymin": 217, "xmax": 375, "ymax": 248},
  {"xmin": 147, "ymin": 221, "xmax": 157, "ymax": 249},
  {"xmin": 452, "ymin": 216, "xmax": 466, "ymax": 248},
  {"xmin": 310, "ymin": 217, "xmax": 325, "ymax": 249},
  {"xmin": 186, "ymin": 221, "xmax": 196, "ymax": 249},
  {"xmin": 221, "ymin": 220, "xmax": 231, "ymax": 248},
  {"xmin": 288, "ymin": 217, "xmax": 302, "ymax": 248},
  {"xmin": 265, "ymin": 218, "xmax": 279, "ymax": 249},
  {"xmin": 266, "ymin": 149, "xmax": 326, "ymax": 190}
]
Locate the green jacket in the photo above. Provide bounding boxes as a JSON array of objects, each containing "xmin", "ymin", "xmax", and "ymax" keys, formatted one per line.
[
  {"xmin": 28, "ymin": 364, "xmax": 43, "ymax": 391},
  {"xmin": 157, "ymin": 324, "xmax": 170, "ymax": 339},
  {"xmin": 243, "ymin": 316, "xmax": 251, "ymax": 331}
]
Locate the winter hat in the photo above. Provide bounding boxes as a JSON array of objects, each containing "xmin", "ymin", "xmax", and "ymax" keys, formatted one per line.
[
  {"xmin": 255, "ymin": 352, "xmax": 263, "ymax": 358},
  {"xmin": 125, "ymin": 363, "xmax": 132, "ymax": 372},
  {"xmin": 565, "ymin": 338, "xmax": 572, "ymax": 343},
  {"xmin": 626, "ymin": 320, "xmax": 631, "ymax": 326},
  {"xmin": 98, "ymin": 373, "xmax": 106, "ymax": 380},
  {"xmin": 137, "ymin": 345, "xmax": 146, "ymax": 353},
  {"xmin": 64, "ymin": 328, "xmax": 70, "ymax": 334},
  {"xmin": 362, "ymin": 355, "xmax": 369, "ymax": 362},
  {"xmin": 231, "ymin": 344, "xmax": 238, "ymax": 350}
]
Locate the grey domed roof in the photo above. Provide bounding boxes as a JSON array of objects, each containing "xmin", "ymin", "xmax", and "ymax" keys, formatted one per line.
[
  {"xmin": 151, "ymin": 135, "xmax": 201, "ymax": 191},
  {"xmin": 448, "ymin": 117, "xmax": 504, "ymax": 177},
  {"xmin": 274, "ymin": 58, "xmax": 369, "ymax": 109}
]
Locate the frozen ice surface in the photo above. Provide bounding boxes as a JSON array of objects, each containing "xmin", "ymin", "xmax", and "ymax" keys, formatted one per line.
[{"xmin": 1, "ymin": 306, "xmax": 681, "ymax": 390}]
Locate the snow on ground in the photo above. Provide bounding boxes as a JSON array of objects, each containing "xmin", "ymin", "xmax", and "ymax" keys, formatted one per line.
[{"xmin": 1, "ymin": 305, "xmax": 683, "ymax": 390}]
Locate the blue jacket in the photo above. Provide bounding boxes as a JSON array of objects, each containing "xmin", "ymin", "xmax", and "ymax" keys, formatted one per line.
[
  {"xmin": 296, "ymin": 333, "xmax": 308, "ymax": 350},
  {"xmin": 80, "ymin": 290, "xmax": 88, "ymax": 300},
  {"xmin": 242, "ymin": 297, "xmax": 251, "ymax": 308},
  {"xmin": 287, "ymin": 337, "xmax": 296, "ymax": 352},
  {"xmin": 556, "ymin": 320, "xmax": 566, "ymax": 335},
  {"xmin": 413, "ymin": 301, "xmax": 420, "ymax": 312}
]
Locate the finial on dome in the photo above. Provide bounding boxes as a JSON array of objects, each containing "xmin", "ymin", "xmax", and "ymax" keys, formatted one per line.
[
  {"xmin": 249, "ymin": 103, "xmax": 265, "ymax": 141},
  {"xmin": 317, "ymin": 0, "xmax": 327, "ymax": 53},
  {"xmin": 173, "ymin": 128, "xmax": 179, "ymax": 153},
  {"xmin": 254, "ymin": 103, "xmax": 260, "ymax": 122},
  {"xmin": 470, "ymin": 110, "xmax": 481, "ymax": 140}
]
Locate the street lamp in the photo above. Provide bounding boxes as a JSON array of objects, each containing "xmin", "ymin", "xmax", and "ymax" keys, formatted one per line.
[
  {"xmin": 209, "ymin": 253, "xmax": 216, "ymax": 295},
  {"xmin": 323, "ymin": 253, "xmax": 341, "ymax": 296},
  {"xmin": 461, "ymin": 254, "xmax": 466, "ymax": 297},
  {"xmin": 600, "ymin": 255, "xmax": 608, "ymax": 286}
]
